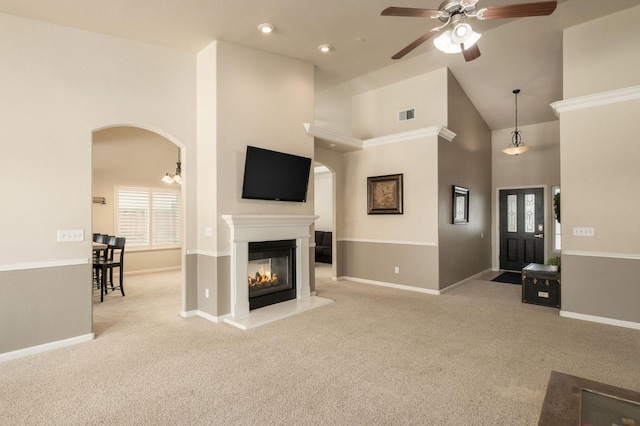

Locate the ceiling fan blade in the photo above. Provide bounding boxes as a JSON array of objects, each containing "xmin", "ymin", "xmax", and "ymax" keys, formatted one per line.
[
  {"xmin": 392, "ymin": 28, "xmax": 441, "ymax": 60},
  {"xmin": 476, "ymin": 1, "xmax": 557, "ymax": 20},
  {"xmin": 462, "ymin": 44, "xmax": 481, "ymax": 62},
  {"xmin": 381, "ymin": 7, "xmax": 443, "ymax": 18}
]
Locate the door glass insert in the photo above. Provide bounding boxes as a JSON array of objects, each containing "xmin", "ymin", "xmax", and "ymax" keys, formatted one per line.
[
  {"xmin": 507, "ymin": 195, "xmax": 517, "ymax": 232},
  {"xmin": 525, "ymin": 193, "xmax": 535, "ymax": 233}
]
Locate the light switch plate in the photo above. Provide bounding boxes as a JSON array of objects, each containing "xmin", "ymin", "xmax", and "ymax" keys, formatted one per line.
[
  {"xmin": 573, "ymin": 227, "xmax": 595, "ymax": 237},
  {"xmin": 57, "ymin": 229, "xmax": 84, "ymax": 242}
]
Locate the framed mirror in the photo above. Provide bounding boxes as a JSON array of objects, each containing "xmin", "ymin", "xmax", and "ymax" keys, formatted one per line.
[{"xmin": 452, "ymin": 186, "xmax": 469, "ymax": 224}]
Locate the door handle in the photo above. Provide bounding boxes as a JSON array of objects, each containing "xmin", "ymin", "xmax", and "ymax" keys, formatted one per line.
[{"xmin": 534, "ymin": 234, "xmax": 544, "ymax": 238}]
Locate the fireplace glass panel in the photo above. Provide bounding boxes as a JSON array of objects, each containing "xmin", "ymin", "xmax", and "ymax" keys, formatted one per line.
[
  {"xmin": 248, "ymin": 240, "xmax": 296, "ymax": 310},
  {"xmin": 248, "ymin": 253, "xmax": 291, "ymax": 298}
]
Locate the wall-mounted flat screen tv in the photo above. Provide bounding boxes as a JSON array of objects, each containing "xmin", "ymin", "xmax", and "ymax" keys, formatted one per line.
[{"xmin": 241, "ymin": 146, "xmax": 312, "ymax": 202}]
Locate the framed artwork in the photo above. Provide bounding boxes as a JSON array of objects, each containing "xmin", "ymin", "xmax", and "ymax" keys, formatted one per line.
[
  {"xmin": 367, "ymin": 174, "xmax": 403, "ymax": 215},
  {"xmin": 452, "ymin": 185, "xmax": 469, "ymax": 224}
]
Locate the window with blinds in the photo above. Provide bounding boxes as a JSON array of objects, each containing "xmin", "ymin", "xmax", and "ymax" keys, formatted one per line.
[{"xmin": 116, "ymin": 187, "xmax": 180, "ymax": 248}]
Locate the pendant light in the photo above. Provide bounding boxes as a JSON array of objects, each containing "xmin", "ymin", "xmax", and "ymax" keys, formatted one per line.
[
  {"xmin": 162, "ymin": 147, "xmax": 182, "ymax": 184},
  {"xmin": 503, "ymin": 89, "xmax": 530, "ymax": 155}
]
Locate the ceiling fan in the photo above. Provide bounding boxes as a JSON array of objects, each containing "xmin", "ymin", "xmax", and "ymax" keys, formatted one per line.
[{"xmin": 381, "ymin": 0, "xmax": 557, "ymax": 61}]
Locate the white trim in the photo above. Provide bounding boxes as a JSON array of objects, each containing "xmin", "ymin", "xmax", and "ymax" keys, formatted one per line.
[
  {"xmin": 0, "ymin": 333, "xmax": 94, "ymax": 363},
  {"xmin": 303, "ymin": 123, "xmax": 363, "ymax": 149},
  {"xmin": 440, "ymin": 268, "xmax": 493, "ymax": 294},
  {"xmin": 561, "ymin": 250, "xmax": 640, "ymax": 261},
  {"xmin": 180, "ymin": 309, "xmax": 231, "ymax": 323},
  {"xmin": 0, "ymin": 258, "xmax": 89, "ymax": 272},
  {"xmin": 125, "ymin": 266, "xmax": 181, "ymax": 276},
  {"xmin": 338, "ymin": 237, "xmax": 437, "ymax": 247},
  {"xmin": 363, "ymin": 126, "xmax": 455, "ymax": 148},
  {"xmin": 180, "ymin": 310, "xmax": 199, "ymax": 318},
  {"xmin": 186, "ymin": 250, "xmax": 231, "ymax": 257},
  {"xmin": 559, "ymin": 310, "xmax": 640, "ymax": 331},
  {"xmin": 550, "ymin": 85, "xmax": 640, "ymax": 116},
  {"xmin": 199, "ymin": 311, "xmax": 231, "ymax": 323},
  {"xmin": 302, "ymin": 122, "xmax": 456, "ymax": 151},
  {"xmin": 339, "ymin": 276, "xmax": 441, "ymax": 295}
]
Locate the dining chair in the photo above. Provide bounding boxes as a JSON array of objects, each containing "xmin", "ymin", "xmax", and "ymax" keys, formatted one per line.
[{"xmin": 93, "ymin": 236, "xmax": 126, "ymax": 302}]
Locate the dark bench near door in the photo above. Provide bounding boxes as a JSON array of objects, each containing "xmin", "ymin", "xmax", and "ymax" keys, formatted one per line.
[{"xmin": 315, "ymin": 231, "xmax": 332, "ymax": 264}]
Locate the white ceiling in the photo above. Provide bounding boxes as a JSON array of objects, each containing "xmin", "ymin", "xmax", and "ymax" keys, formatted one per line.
[{"xmin": 1, "ymin": 0, "xmax": 637, "ymax": 130}]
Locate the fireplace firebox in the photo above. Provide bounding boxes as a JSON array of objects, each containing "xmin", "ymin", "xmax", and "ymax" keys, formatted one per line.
[{"xmin": 248, "ymin": 240, "xmax": 296, "ymax": 310}]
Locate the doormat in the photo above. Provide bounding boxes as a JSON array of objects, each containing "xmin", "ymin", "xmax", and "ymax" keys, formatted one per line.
[{"xmin": 491, "ymin": 272, "xmax": 521, "ymax": 285}]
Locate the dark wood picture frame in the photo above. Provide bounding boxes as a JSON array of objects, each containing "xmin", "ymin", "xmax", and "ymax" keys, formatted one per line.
[
  {"xmin": 452, "ymin": 185, "xmax": 469, "ymax": 224},
  {"xmin": 367, "ymin": 174, "xmax": 403, "ymax": 215}
]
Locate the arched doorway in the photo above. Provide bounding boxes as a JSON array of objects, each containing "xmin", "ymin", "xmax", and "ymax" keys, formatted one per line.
[{"xmin": 91, "ymin": 125, "xmax": 186, "ymax": 330}]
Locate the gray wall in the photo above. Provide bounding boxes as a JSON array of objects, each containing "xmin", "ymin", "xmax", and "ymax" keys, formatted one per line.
[{"xmin": 438, "ymin": 72, "xmax": 492, "ymax": 289}]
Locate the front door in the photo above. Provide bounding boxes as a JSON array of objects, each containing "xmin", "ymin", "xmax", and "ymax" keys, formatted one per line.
[{"xmin": 499, "ymin": 188, "xmax": 544, "ymax": 271}]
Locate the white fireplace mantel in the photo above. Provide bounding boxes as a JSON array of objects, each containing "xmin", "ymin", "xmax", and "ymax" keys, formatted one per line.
[{"xmin": 221, "ymin": 215, "xmax": 333, "ymax": 329}]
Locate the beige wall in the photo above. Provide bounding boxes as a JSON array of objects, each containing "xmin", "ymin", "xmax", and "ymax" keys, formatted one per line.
[
  {"xmin": 193, "ymin": 41, "xmax": 316, "ymax": 317},
  {"xmin": 215, "ymin": 41, "xmax": 315, "ymax": 250},
  {"xmin": 491, "ymin": 120, "xmax": 560, "ymax": 266},
  {"xmin": 559, "ymin": 7, "xmax": 640, "ymax": 324},
  {"xmin": 563, "ymin": 5, "xmax": 640, "ymax": 99},
  {"xmin": 92, "ymin": 127, "xmax": 182, "ymax": 273},
  {"xmin": 352, "ymin": 68, "xmax": 448, "ymax": 139},
  {"xmin": 336, "ymin": 69, "xmax": 444, "ymax": 290},
  {"xmin": 438, "ymin": 72, "xmax": 492, "ymax": 288},
  {"xmin": 0, "ymin": 13, "xmax": 195, "ymax": 356}
]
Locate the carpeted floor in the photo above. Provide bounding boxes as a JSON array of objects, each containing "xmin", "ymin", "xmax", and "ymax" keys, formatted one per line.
[
  {"xmin": 1, "ymin": 267, "xmax": 639, "ymax": 425},
  {"xmin": 491, "ymin": 271, "xmax": 522, "ymax": 284}
]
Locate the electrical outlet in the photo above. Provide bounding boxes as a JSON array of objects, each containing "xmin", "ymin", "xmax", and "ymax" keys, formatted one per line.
[
  {"xmin": 394, "ymin": 267, "xmax": 400, "ymax": 274},
  {"xmin": 57, "ymin": 229, "xmax": 84, "ymax": 242},
  {"xmin": 205, "ymin": 227, "xmax": 213, "ymax": 237},
  {"xmin": 205, "ymin": 288, "xmax": 209, "ymax": 298}
]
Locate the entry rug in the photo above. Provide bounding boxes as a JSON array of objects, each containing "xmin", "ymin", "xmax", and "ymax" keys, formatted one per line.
[{"xmin": 491, "ymin": 272, "xmax": 522, "ymax": 285}]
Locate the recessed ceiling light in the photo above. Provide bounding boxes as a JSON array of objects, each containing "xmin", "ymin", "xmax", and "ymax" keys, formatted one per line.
[
  {"xmin": 329, "ymin": 143, "xmax": 336, "ymax": 148},
  {"xmin": 258, "ymin": 23, "xmax": 275, "ymax": 34},
  {"xmin": 318, "ymin": 44, "xmax": 333, "ymax": 53}
]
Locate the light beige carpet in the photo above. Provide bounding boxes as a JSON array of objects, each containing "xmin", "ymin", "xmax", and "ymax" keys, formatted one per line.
[{"xmin": 1, "ymin": 267, "xmax": 639, "ymax": 425}]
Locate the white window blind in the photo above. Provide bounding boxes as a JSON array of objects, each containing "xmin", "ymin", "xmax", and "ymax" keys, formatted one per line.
[
  {"xmin": 153, "ymin": 191, "xmax": 180, "ymax": 246},
  {"xmin": 116, "ymin": 187, "xmax": 180, "ymax": 249}
]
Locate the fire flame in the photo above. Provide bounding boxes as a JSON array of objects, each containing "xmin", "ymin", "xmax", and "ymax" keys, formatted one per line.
[{"xmin": 248, "ymin": 263, "xmax": 278, "ymax": 286}]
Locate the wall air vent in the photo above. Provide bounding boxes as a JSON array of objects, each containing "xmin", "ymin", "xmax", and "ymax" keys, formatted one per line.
[{"xmin": 398, "ymin": 108, "xmax": 415, "ymax": 122}]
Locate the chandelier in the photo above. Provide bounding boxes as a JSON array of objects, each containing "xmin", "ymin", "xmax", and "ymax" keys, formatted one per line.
[{"xmin": 162, "ymin": 147, "xmax": 182, "ymax": 184}]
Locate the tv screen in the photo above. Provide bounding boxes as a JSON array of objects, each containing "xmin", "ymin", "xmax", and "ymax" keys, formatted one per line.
[{"xmin": 241, "ymin": 146, "xmax": 312, "ymax": 202}]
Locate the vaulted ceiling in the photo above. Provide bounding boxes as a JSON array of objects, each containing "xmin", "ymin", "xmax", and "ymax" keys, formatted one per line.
[{"xmin": 1, "ymin": 0, "xmax": 637, "ymax": 130}]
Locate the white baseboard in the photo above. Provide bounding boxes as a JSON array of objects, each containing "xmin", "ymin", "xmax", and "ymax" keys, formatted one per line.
[
  {"xmin": 180, "ymin": 310, "xmax": 230, "ymax": 324},
  {"xmin": 124, "ymin": 266, "xmax": 181, "ymax": 276},
  {"xmin": 338, "ymin": 269, "xmax": 492, "ymax": 296},
  {"xmin": 0, "ymin": 333, "xmax": 95, "ymax": 363},
  {"xmin": 338, "ymin": 276, "xmax": 441, "ymax": 295},
  {"xmin": 559, "ymin": 310, "xmax": 640, "ymax": 331},
  {"xmin": 440, "ymin": 269, "xmax": 493, "ymax": 295}
]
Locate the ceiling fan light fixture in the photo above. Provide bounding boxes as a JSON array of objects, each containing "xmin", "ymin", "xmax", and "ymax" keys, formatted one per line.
[
  {"xmin": 434, "ymin": 27, "xmax": 481, "ymax": 54},
  {"xmin": 434, "ymin": 30, "xmax": 458, "ymax": 53}
]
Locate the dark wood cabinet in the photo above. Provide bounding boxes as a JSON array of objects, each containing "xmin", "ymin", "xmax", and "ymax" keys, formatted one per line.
[{"xmin": 522, "ymin": 263, "xmax": 560, "ymax": 308}]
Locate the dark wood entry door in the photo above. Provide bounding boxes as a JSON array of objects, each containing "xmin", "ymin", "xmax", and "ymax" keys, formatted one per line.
[{"xmin": 499, "ymin": 188, "xmax": 544, "ymax": 271}]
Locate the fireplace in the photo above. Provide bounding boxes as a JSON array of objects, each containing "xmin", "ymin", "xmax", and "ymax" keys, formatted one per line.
[
  {"xmin": 248, "ymin": 240, "xmax": 296, "ymax": 310},
  {"xmin": 222, "ymin": 214, "xmax": 334, "ymax": 329}
]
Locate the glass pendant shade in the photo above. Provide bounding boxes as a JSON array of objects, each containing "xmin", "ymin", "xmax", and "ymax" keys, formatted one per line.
[{"xmin": 503, "ymin": 89, "xmax": 530, "ymax": 155}]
